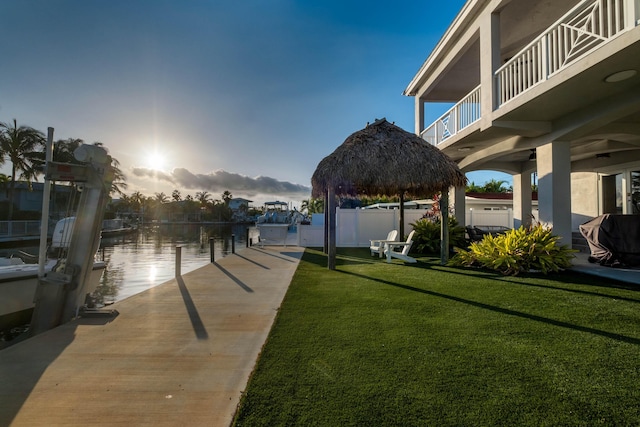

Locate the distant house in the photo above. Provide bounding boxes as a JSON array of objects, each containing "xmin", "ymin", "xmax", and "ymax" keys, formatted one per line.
[
  {"xmin": 228, "ymin": 198, "xmax": 252, "ymax": 211},
  {"xmin": 229, "ymin": 198, "xmax": 253, "ymax": 222},
  {"xmin": 404, "ymin": 0, "xmax": 640, "ymax": 246},
  {"xmin": 0, "ymin": 181, "xmax": 74, "ymax": 218},
  {"xmin": 465, "ymin": 193, "xmax": 538, "ymax": 212}
]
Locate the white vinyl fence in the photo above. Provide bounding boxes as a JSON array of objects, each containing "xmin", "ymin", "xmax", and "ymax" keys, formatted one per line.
[
  {"xmin": 297, "ymin": 208, "xmax": 424, "ymax": 247},
  {"xmin": 296, "ymin": 208, "xmax": 531, "ymax": 247}
]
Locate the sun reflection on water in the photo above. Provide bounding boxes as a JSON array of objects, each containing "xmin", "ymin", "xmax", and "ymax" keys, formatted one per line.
[{"xmin": 148, "ymin": 265, "xmax": 158, "ymax": 283}]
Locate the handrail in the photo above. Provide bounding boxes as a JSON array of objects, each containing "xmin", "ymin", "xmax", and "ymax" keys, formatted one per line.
[
  {"xmin": 496, "ymin": 0, "xmax": 633, "ymax": 105},
  {"xmin": 420, "ymin": 85, "xmax": 481, "ymax": 146},
  {"xmin": 0, "ymin": 221, "xmax": 42, "ymax": 237}
]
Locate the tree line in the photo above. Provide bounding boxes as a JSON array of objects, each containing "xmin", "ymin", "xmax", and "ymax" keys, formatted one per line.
[
  {"xmin": 0, "ymin": 118, "xmax": 245, "ymax": 223},
  {"xmin": 107, "ymin": 190, "xmax": 246, "ymax": 223},
  {"xmin": 0, "ymin": 119, "xmax": 128, "ymax": 220}
]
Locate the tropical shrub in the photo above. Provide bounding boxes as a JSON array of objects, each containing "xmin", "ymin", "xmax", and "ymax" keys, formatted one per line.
[
  {"xmin": 411, "ymin": 217, "xmax": 467, "ymax": 254},
  {"xmin": 449, "ymin": 224, "xmax": 576, "ymax": 276}
]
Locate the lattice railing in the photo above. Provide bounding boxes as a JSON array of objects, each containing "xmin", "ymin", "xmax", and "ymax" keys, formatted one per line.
[
  {"xmin": 496, "ymin": 0, "xmax": 633, "ymax": 105},
  {"xmin": 420, "ymin": 85, "xmax": 481, "ymax": 146}
]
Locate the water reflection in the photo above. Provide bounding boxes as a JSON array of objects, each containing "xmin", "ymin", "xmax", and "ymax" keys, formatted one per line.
[{"xmin": 94, "ymin": 224, "xmax": 257, "ymax": 304}]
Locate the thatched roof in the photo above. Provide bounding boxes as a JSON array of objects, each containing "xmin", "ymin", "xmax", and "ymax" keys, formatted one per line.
[{"xmin": 311, "ymin": 118, "xmax": 467, "ymax": 198}]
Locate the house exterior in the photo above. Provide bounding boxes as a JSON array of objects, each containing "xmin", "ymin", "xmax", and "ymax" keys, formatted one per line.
[
  {"xmin": 228, "ymin": 198, "xmax": 252, "ymax": 211},
  {"xmin": 405, "ymin": 0, "xmax": 640, "ymax": 246},
  {"xmin": 228, "ymin": 198, "xmax": 253, "ymax": 222},
  {"xmin": 0, "ymin": 182, "xmax": 74, "ymax": 218}
]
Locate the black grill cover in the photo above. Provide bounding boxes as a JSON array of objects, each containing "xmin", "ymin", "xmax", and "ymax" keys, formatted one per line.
[{"xmin": 579, "ymin": 214, "xmax": 640, "ymax": 267}]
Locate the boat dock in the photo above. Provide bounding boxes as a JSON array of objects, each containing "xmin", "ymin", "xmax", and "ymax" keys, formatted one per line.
[{"xmin": 0, "ymin": 245, "xmax": 304, "ymax": 427}]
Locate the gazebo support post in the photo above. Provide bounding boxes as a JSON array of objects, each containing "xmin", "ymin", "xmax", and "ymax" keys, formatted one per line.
[
  {"xmin": 327, "ymin": 187, "xmax": 337, "ymax": 270},
  {"xmin": 399, "ymin": 192, "xmax": 405, "ymax": 240},
  {"xmin": 323, "ymin": 189, "xmax": 329, "ymax": 254},
  {"xmin": 440, "ymin": 189, "xmax": 450, "ymax": 265}
]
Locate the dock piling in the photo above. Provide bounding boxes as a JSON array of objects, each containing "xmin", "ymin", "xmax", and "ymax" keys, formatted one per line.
[
  {"xmin": 232, "ymin": 234, "xmax": 236, "ymax": 254},
  {"xmin": 175, "ymin": 246, "xmax": 182, "ymax": 278},
  {"xmin": 209, "ymin": 238, "xmax": 215, "ymax": 263}
]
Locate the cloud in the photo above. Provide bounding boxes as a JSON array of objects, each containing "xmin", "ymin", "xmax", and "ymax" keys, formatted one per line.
[
  {"xmin": 131, "ymin": 167, "xmax": 311, "ymax": 197},
  {"xmin": 130, "ymin": 168, "xmax": 175, "ymax": 183}
]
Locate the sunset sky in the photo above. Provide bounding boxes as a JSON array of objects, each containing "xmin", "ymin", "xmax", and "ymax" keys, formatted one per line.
[{"xmin": 0, "ymin": 0, "xmax": 510, "ymax": 207}]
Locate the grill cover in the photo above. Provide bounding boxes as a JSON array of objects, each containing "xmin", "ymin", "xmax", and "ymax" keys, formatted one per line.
[{"xmin": 579, "ymin": 214, "xmax": 640, "ymax": 267}]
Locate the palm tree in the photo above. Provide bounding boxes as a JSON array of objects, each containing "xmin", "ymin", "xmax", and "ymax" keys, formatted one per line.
[
  {"xmin": 116, "ymin": 193, "xmax": 132, "ymax": 217},
  {"xmin": 466, "ymin": 181, "xmax": 484, "ymax": 193},
  {"xmin": 130, "ymin": 191, "xmax": 144, "ymax": 210},
  {"xmin": 172, "ymin": 190, "xmax": 182, "ymax": 202},
  {"xmin": 301, "ymin": 198, "xmax": 324, "ymax": 214},
  {"xmin": 91, "ymin": 142, "xmax": 127, "ymax": 196},
  {"xmin": 54, "ymin": 138, "xmax": 83, "ymax": 163},
  {"xmin": 0, "ymin": 119, "xmax": 46, "ymax": 220},
  {"xmin": 154, "ymin": 192, "xmax": 168, "ymax": 204},
  {"xmin": 195, "ymin": 191, "xmax": 211, "ymax": 206},
  {"xmin": 0, "ymin": 173, "xmax": 10, "ymax": 197},
  {"xmin": 50, "ymin": 138, "xmax": 83, "ymax": 215},
  {"xmin": 153, "ymin": 192, "xmax": 169, "ymax": 221},
  {"xmin": 482, "ymin": 179, "xmax": 509, "ymax": 193},
  {"xmin": 108, "ymin": 156, "xmax": 128, "ymax": 196},
  {"xmin": 222, "ymin": 190, "xmax": 232, "ymax": 206}
]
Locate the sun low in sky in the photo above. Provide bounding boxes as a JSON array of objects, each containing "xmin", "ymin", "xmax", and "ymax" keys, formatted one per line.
[
  {"xmin": 144, "ymin": 149, "xmax": 168, "ymax": 172},
  {"xmin": 0, "ymin": 0, "xmax": 511, "ymax": 204}
]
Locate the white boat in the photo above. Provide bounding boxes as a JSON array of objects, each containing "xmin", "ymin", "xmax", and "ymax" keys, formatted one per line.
[
  {"xmin": 0, "ymin": 256, "xmax": 106, "ymax": 336},
  {"xmin": 255, "ymin": 201, "xmax": 307, "ymax": 246},
  {"xmin": 256, "ymin": 201, "xmax": 292, "ymax": 224},
  {"xmin": 101, "ymin": 218, "xmax": 137, "ymax": 237},
  {"xmin": 51, "ymin": 218, "xmax": 136, "ymax": 248}
]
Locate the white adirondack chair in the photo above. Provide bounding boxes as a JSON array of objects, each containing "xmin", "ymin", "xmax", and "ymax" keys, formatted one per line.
[
  {"xmin": 370, "ymin": 230, "xmax": 398, "ymax": 258},
  {"xmin": 384, "ymin": 230, "xmax": 417, "ymax": 263}
]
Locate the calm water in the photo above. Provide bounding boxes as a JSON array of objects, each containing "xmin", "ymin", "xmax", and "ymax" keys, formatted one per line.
[{"xmin": 94, "ymin": 223, "xmax": 257, "ymax": 304}]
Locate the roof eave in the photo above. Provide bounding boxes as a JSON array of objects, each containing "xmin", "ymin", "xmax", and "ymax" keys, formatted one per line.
[{"xmin": 403, "ymin": 0, "xmax": 479, "ymax": 97}]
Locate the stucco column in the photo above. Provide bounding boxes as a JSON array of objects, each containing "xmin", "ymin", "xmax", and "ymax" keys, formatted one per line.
[
  {"xmin": 480, "ymin": 11, "xmax": 501, "ymax": 128},
  {"xmin": 537, "ymin": 141, "xmax": 572, "ymax": 246},
  {"xmin": 451, "ymin": 185, "xmax": 466, "ymax": 226},
  {"xmin": 512, "ymin": 172, "xmax": 532, "ymax": 229},
  {"xmin": 415, "ymin": 95, "xmax": 425, "ymax": 135}
]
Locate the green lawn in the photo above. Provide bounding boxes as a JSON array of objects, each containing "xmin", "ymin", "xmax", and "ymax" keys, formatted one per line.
[{"xmin": 233, "ymin": 248, "xmax": 640, "ymax": 426}]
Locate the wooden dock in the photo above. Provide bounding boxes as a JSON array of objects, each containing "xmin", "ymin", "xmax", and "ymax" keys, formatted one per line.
[{"xmin": 0, "ymin": 245, "xmax": 304, "ymax": 427}]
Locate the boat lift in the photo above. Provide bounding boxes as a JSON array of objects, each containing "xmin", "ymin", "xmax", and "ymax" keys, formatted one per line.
[{"xmin": 30, "ymin": 144, "xmax": 115, "ymax": 336}]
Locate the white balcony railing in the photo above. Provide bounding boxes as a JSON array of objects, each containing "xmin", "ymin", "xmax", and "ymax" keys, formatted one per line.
[
  {"xmin": 496, "ymin": 0, "xmax": 633, "ymax": 105},
  {"xmin": 420, "ymin": 85, "xmax": 481, "ymax": 146}
]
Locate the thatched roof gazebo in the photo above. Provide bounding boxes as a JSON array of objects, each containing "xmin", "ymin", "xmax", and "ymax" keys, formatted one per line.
[{"xmin": 312, "ymin": 118, "xmax": 467, "ymax": 269}]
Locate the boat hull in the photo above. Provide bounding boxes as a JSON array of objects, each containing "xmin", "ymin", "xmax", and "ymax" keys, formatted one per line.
[
  {"xmin": 0, "ymin": 261, "xmax": 106, "ymax": 332},
  {"xmin": 257, "ymin": 224, "xmax": 290, "ymax": 246}
]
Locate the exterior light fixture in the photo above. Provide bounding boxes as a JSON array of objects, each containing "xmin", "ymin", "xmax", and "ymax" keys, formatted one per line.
[
  {"xmin": 604, "ymin": 69, "xmax": 637, "ymax": 83},
  {"xmin": 528, "ymin": 149, "xmax": 536, "ymax": 161},
  {"xmin": 457, "ymin": 146, "xmax": 473, "ymax": 152}
]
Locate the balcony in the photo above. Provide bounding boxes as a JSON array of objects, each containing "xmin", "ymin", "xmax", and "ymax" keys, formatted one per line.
[
  {"xmin": 421, "ymin": 0, "xmax": 636, "ymax": 146},
  {"xmin": 420, "ymin": 85, "xmax": 481, "ymax": 146},
  {"xmin": 496, "ymin": 0, "xmax": 634, "ymax": 106}
]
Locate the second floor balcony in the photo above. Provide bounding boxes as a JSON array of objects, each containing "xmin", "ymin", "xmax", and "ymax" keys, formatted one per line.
[{"xmin": 419, "ymin": 0, "xmax": 639, "ymax": 147}]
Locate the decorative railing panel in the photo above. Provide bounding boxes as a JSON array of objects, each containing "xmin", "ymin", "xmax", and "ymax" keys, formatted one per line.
[
  {"xmin": 420, "ymin": 85, "xmax": 481, "ymax": 146},
  {"xmin": 496, "ymin": 0, "xmax": 632, "ymax": 105}
]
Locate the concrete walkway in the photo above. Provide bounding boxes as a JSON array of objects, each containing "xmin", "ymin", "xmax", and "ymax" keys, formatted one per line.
[
  {"xmin": 571, "ymin": 252, "xmax": 640, "ymax": 285},
  {"xmin": 0, "ymin": 245, "xmax": 304, "ymax": 427}
]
